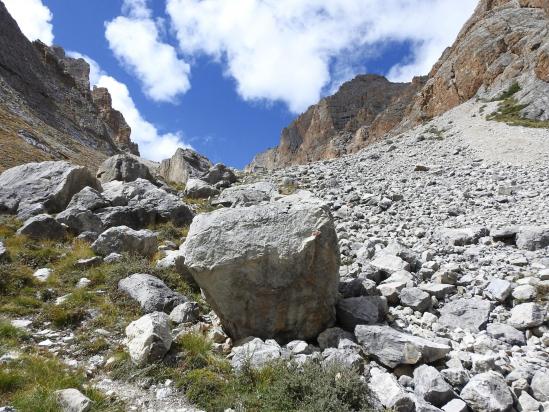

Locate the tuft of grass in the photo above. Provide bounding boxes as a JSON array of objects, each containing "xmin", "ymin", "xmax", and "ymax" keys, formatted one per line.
[
  {"xmin": 486, "ymin": 82, "xmax": 549, "ymax": 128},
  {"xmin": 0, "ymin": 321, "xmax": 30, "ymax": 355},
  {"xmin": 426, "ymin": 126, "xmax": 445, "ymax": 140},
  {"xmin": 183, "ymin": 196, "xmax": 220, "ymax": 214},
  {"xmin": 487, "ymin": 98, "xmax": 549, "ymax": 128},
  {"xmin": 490, "ymin": 82, "xmax": 521, "ymax": 102},
  {"xmin": 151, "ymin": 222, "xmax": 189, "ymax": 244}
]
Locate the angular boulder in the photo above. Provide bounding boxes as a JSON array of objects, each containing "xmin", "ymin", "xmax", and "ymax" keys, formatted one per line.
[
  {"xmin": 96, "ymin": 154, "xmax": 157, "ymax": 184},
  {"xmin": 531, "ymin": 370, "xmax": 549, "ymax": 402},
  {"xmin": 486, "ymin": 323, "xmax": 526, "ymax": 346},
  {"xmin": 184, "ymin": 178, "xmax": 219, "ymax": 199},
  {"xmin": 98, "ymin": 179, "xmax": 193, "ymax": 228},
  {"xmin": 202, "ymin": 163, "xmax": 237, "ymax": 185},
  {"xmin": 369, "ymin": 367, "xmax": 417, "ymax": 412},
  {"xmin": 336, "ymin": 296, "xmax": 387, "ymax": 331},
  {"xmin": 438, "ymin": 298, "xmax": 492, "ymax": 332},
  {"xmin": 56, "ymin": 208, "xmax": 104, "ymax": 234},
  {"xmin": 125, "ymin": 312, "xmax": 172, "ymax": 366},
  {"xmin": 460, "ymin": 372, "xmax": 513, "ymax": 412},
  {"xmin": 508, "ymin": 302, "xmax": 546, "ymax": 329},
  {"xmin": 0, "ymin": 161, "xmax": 100, "ymax": 217},
  {"xmin": 91, "ymin": 226, "xmax": 158, "ymax": 257},
  {"xmin": 355, "ymin": 325, "xmax": 451, "ymax": 368},
  {"xmin": 230, "ymin": 338, "xmax": 281, "ymax": 370},
  {"xmin": 181, "ymin": 194, "xmax": 339, "ymax": 342},
  {"xmin": 211, "ymin": 181, "xmax": 278, "ymax": 207},
  {"xmin": 66, "ymin": 187, "xmax": 110, "ymax": 211},
  {"xmin": 413, "ymin": 365, "xmax": 454, "ymax": 407},
  {"xmin": 435, "ymin": 227, "xmax": 489, "ymax": 246},
  {"xmin": 516, "ymin": 226, "xmax": 549, "ymax": 251},
  {"xmin": 158, "ymin": 148, "xmax": 212, "ymax": 185},
  {"xmin": 17, "ymin": 214, "xmax": 67, "ymax": 240},
  {"xmin": 118, "ymin": 273, "xmax": 186, "ymax": 313}
]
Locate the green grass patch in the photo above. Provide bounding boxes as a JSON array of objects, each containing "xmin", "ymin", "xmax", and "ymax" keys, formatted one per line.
[
  {"xmin": 0, "ymin": 353, "xmax": 122, "ymax": 412},
  {"xmin": 109, "ymin": 332, "xmax": 372, "ymax": 412},
  {"xmin": 490, "ymin": 82, "xmax": 521, "ymax": 102},
  {"xmin": 487, "ymin": 98, "xmax": 549, "ymax": 128}
]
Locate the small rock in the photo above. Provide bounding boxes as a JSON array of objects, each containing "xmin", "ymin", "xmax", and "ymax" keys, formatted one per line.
[
  {"xmin": 400, "ymin": 287, "xmax": 431, "ymax": 311},
  {"xmin": 119, "ymin": 273, "xmax": 186, "ymax": 313},
  {"xmin": 441, "ymin": 399, "xmax": 468, "ymax": 412},
  {"xmin": 55, "ymin": 388, "xmax": 92, "ymax": 412},
  {"xmin": 531, "ymin": 370, "xmax": 549, "ymax": 402},
  {"xmin": 169, "ymin": 302, "xmax": 199, "ymax": 324},
  {"xmin": 125, "ymin": 312, "xmax": 172, "ymax": 366},
  {"xmin": 484, "ymin": 279, "xmax": 512, "ymax": 302},
  {"xmin": 508, "ymin": 302, "xmax": 546, "ymax": 330},
  {"xmin": 336, "ymin": 296, "xmax": 387, "ymax": 331},
  {"xmin": 17, "ymin": 214, "xmax": 67, "ymax": 240},
  {"xmin": 33, "ymin": 268, "xmax": 52, "ymax": 282}
]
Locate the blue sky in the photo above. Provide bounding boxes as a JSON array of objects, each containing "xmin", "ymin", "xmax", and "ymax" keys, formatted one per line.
[{"xmin": 3, "ymin": 0, "xmax": 477, "ymax": 168}]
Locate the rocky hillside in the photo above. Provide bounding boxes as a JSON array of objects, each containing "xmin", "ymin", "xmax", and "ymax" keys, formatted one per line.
[
  {"xmin": 249, "ymin": 0, "xmax": 549, "ymax": 170},
  {"xmin": 0, "ymin": 1, "xmax": 138, "ymax": 173},
  {"xmin": 0, "ymin": 98, "xmax": 547, "ymax": 411}
]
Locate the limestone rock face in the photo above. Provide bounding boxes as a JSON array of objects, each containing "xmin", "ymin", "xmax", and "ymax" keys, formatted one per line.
[
  {"xmin": 158, "ymin": 148, "xmax": 212, "ymax": 185},
  {"xmin": 181, "ymin": 195, "xmax": 340, "ymax": 342},
  {"xmin": 0, "ymin": 161, "xmax": 101, "ymax": 217},
  {"xmin": 247, "ymin": 75, "xmax": 424, "ymax": 170},
  {"xmin": 0, "ymin": 3, "xmax": 138, "ymax": 173},
  {"xmin": 91, "ymin": 88, "xmax": 138, "ymax": 156},
  {"xmin": 402, "ymin": 0, "xmax": 549, "ymax": 127}
]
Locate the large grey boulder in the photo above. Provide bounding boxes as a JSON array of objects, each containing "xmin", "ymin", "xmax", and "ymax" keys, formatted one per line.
[
  {"xmin": 125, "ymin": 312, "xmax": 172, "ymax": 366},
  {"xmin": 438, "ymin": 298, "xmax": 492, "ymax": 332},
  {"xmin": 0, "ymin": 161, "xmax": 100, "ymax": 217},
  {"xmin": 98, "ymin": 179, "xmax": 193, "ymax": 228},
  {"xmin": 118, "ymin": 274, "xmax": 186, "ymax": 313},
  {"xmin": 158, "ymin": 148, "xmax": 212, "ymax": 185},
  {"xmin": 17, "ymin": 214, "xmax": 67, "ymax": 240},
  {"xmin": 91, "ymin": 226, "xmax": 158, "ymax": 257},
  {"xmin": 355, "ymin": 325, "xmax": 451, "ymax": 368},
  {"xmin": 531, "ymin": 370, "xmax": 549, "ymax": 402},
  {"xmin": 336, "ymin": 296, "xmax": 387, "ymax": 331},
  {"xmin": 460, "ymin": 372, "xmax": 513, "ymax": 412},
  {"xmin": 96, "ymin": 154, "xmax": 157, "ymax": 184},
  {"xmin": 55, "ymin": 388, "xmax": 92, "ymax": 412},
  {"xmin": 202, "ymin": 163, "xmax": 237, "ymax": 185},
  {"xmin": 56, "ymin": 208, "xmax": 104, "ymax": 234},
  {"xmin": 211, "ymin": 181, "xmax": 278, "ymax": 207},
  {"xmin": 516, "ymin": 226, "xmax": 549, "ymax": 251},
  {"xmin": 508, "ymin": 302, "xmax": 546, "ymax": 329},
  {"xmin": 66, "ymin": 187, "xmax": 110, "ymax": 211},
  {"xmin": 413, "ymin": 365, "xmax": 454, "ymax": 407},
  {"xmin": 181, "ymin": 194, "xmax": 339, "ymax": 342},
  {"xmin": 184, "ymin": 178, "xmax": 219, "ymax": 199}
]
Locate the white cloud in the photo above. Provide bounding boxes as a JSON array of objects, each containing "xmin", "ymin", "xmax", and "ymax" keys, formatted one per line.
[
  {"xmin": 105, "ymin": 0, "xmax": 191, "ymax": 102},
  {"xmin": 68, "ymin": 52, "xmax": 191, "ymax": 161},
  {"xmin": 3, "ymin": 0, "xmax": 54, "ymax": 45},
  {"xmin": 166, "ymin": 0, "xmax": 477, "ymax": 113}
]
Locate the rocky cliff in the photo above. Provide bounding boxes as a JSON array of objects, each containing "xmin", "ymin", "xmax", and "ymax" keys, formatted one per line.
[
  {"xmin": 0, "ymin": 0, "xmax": 138, "ymax": 173},
  {"xmin": 248, "ymin": 75, "xmax": 424, "ymax": 170},
  {"xmin": 401, "ymin": 0, "xmax": 549, "ymax": 129},
  {"xmin": 250, "ymin": 0, "xmax": 549, "ymax": 170}
]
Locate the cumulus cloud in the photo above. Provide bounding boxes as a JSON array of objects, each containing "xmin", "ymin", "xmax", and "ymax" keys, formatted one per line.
[
  {"xmin": 69, "ymin": 52, "xmax": 191, "ymax": 161},
  {"xmin": 3, "ymin": 0, "xmax": 54, "ymax": 45},
  {"xmin": 105, "ymin": 0, "xmax": 191, "ymax": 102},
  {"xmin": 166, "ymin": 0, "xmax": 477, "ymax": 113}
]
